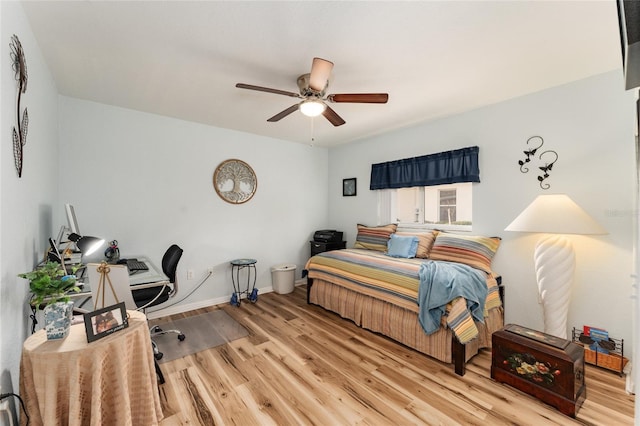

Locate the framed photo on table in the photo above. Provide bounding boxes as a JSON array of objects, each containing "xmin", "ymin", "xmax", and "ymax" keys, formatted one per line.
[
  {"xmin": 343, "ymin": 178, "xmax": 357, "ymax": 196},
  {"xmin": 84, "ymin": 302, "xmax": 128, "ymax": 343}
]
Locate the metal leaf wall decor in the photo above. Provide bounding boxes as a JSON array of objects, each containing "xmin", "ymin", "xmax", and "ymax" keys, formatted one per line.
[
  {"xmin": 517, "ymin": 136, "xmax": 558, "ymax": 190},
  {"xmin": 518, "ymin": 136, "xmax": 544, "ymax": 173},
  {"xmin": 10, "ymin": 34, "xmax": 28, "ymax": 178},
  {"xmin": 537, "ymin": 150, "xmax": 558, "ymax": 190}
]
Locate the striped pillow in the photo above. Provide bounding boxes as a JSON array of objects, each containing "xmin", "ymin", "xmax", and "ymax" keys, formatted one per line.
[
  {"xmin": 353, "ymin": 224, "xmax": 397, "ymax": 252},
  {"xmin": 429, "ymin": 233, "xmax": 501, "ymax": 273},
  {"xmin": 395, "ymin": 231, "xmax": 438, "ymax": 258}
]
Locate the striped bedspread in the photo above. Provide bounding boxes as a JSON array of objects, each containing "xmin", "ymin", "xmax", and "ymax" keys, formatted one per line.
[{"xmin": 305, "ymin": 248, "xmax": 501, "ymax": 344}]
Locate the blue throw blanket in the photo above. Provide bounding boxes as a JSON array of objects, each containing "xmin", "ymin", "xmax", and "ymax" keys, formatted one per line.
[{"xmin": 417, "ymin": 260, "xmax": 487, "ymax": 335}]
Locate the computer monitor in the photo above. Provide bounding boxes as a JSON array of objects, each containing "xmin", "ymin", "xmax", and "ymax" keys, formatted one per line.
[
  {"xmin": 65, "ymin": 203, "xmax": 80, "ymax": 235},
  {"xmin": 55, "ymin": 204, "xmax": 81, "ymax": 251},
  {"xmin": 55, "ymin": 225, "xmax": 66, "ymax": 248}
]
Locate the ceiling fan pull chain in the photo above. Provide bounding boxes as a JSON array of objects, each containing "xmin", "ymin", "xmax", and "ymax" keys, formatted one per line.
[{"xmin": 310, "ymin": 116, "xmax": 315, "ymax": 145}]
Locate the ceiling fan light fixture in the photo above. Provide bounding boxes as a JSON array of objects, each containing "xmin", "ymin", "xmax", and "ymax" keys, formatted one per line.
[{"xmin": 299, "ymin": 100, "xmax": 326, "ymax": 117}]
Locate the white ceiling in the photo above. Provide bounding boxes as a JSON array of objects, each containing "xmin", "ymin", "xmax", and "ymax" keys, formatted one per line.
[{"xmin": 21, "ymin": 1, "xmax": 622, "ymax": 147}]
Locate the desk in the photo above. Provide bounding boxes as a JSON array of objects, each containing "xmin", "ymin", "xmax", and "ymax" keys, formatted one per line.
[
  {"xmin": 20, "ymin": 310, "xmax": 163, "ymax": 426},
  {"xmin": 29, "ymin": 257, "xmax": 169, "ymax": 332},
  {"xmin": 81, "ymin": 256, "xmax": 169, "ymax": 291}
]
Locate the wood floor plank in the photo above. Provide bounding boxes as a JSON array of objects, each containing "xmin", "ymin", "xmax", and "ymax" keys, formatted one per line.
[
  {"xmin": 257, "ymin": 340, "xmax": 365, "ymax": 425},
  {"xmin": 293, "ymin": 334, "xmax": 415, "ymax": 420},
  {"xmin": 226, "ymin": 335, "xmax": 261, "ymax": 361},
  {"xmin": 250, "ymin": 344, "xmax": 346, "ymax": 425},
  {"xmin": 157, "ymin": 286, "xmax": 635, "ymax": 425},
  {"xmin": 254, "ymin": 294, "xmax": 300, "ymax": 321},
  {"xmin": 180, "ymin": 352, "xmax": 255, "ymax": 425}
]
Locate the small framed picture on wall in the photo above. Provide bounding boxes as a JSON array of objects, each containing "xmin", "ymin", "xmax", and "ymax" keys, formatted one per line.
[{"xmin": 343, "ymin": 178, "xmax": 357, "ymax": 197}]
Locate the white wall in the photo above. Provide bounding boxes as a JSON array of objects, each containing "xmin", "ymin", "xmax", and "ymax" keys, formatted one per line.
[
  {"xmin": 0, "ymin": 5, "xmax": 635, "ymax": 420},
  {"xmin": 0, "ymin": 0, "xmax": 60, "ymax": 416},
  {"xmin": 58, "ymin": 97, "xmax": 328, "ymax": 314},
  {"xmin": 327, "ymin": 70, "xmax": 637, "ymax": 356}
]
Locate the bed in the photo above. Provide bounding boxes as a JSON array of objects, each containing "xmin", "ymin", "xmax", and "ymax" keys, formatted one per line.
[{"xmin": 305, "ymin": 225, "xmax": 504, "ymax": 376}]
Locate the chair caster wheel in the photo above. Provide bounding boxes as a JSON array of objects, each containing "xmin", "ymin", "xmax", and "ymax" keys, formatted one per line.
[
  {"xmin": 178, "ymin": 333, "xmax": 186, "ymax": 341},
  {"xmin": 152, "ymin": 325, "xmax": 162, "ymax": 333},
  {"xmin": 155, "ymin": 352, "xmax": 164, "ymax": 360}
]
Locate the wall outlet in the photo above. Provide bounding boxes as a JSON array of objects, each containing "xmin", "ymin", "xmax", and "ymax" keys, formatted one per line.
[{"xmin": 187, "ymin": 269, "xmax": 194, "ymax": 280}]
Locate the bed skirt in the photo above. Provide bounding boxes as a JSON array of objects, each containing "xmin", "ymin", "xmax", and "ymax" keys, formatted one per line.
[{"xmin": 308, "ymin": 278, "xmax": 504, "ymax": 365}]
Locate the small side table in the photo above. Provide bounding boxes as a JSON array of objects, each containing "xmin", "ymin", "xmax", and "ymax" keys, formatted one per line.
[
  {"xmin": 20, "ymin": 310, "xmax": 163, "ymax": 425},
  {"xmin": 230, "ymin": 258, "xmax": 258, "ymax": 306}
]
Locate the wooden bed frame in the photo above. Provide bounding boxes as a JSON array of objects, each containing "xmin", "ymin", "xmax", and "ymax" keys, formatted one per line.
[{"xmin": 307, "ymin": 277, "xmax": 504, "ymax": 376}]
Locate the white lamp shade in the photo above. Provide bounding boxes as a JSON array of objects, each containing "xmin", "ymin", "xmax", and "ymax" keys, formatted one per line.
[
  {"xmin": 505, "ymin": 194, "xmax": 606, "ymax": 235},
  {"xmin": 309, "ymin": 57, "xmax": 334, "ymax": 91}
]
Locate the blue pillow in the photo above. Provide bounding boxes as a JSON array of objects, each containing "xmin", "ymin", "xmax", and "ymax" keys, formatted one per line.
[{"xmin": 386, "ymin": 234, "xmax": 419, "ymax": 258}]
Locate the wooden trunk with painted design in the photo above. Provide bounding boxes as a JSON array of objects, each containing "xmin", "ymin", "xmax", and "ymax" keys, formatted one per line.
[{"xmin": 491, "ymin": 324, "xmax": 586, "ymax": 417}]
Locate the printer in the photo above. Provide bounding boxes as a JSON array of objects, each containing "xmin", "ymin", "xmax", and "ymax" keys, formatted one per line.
[{"xmin": 313, "ymin": 229, "xmax": 343, "ymax": 243}]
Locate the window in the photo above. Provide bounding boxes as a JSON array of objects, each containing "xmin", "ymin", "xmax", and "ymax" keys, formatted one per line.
[
  {"xmin": 382, "ymin": 182, "xmax": 472, "ymax": 231},
  {"xmin": 439, "ymin": 189, "xmax": 457, "ymax": 223}
]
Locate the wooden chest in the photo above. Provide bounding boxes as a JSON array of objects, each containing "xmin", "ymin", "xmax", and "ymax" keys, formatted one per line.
[{"xmin": 491, "ymin": 324, "xmax": 586, "ymax": 417}]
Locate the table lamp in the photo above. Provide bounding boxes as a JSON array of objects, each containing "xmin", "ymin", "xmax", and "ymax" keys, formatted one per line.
[
  {"xmin": 68, "ymin": 233, "xmax": 105, "ymax": 256},
  {"xmin": 505, "ymin": 194, "xmax": 606, "ymax": 339}
]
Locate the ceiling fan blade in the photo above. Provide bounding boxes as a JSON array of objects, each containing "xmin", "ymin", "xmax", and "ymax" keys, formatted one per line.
[
  {"xmin": 328, "ymin": 93, "xmax": 389, "ymax": 103},
  {"xmin": 236, "ymin": 83, "xmax": 300, "ymax": 98},
  {"xmin": 322, "ymin": 105, "xmax": 346, "ymax": 127},
  {"xmin": 267, "ymin": 104, "xmax": 300, "ymax": 122},
  {"xmin": 309, "ymin": 58, "xmax": 334, "ymax": 92}
]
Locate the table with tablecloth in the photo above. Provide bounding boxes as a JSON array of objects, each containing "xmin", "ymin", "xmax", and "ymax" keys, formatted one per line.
[{"xmin": 20, "ymin": 310, "xmax": 163, "ymax": 425}]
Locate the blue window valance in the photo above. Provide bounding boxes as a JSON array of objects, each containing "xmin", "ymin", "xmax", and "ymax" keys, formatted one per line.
[{"xmin": 370, "ymin": 146, "xmax": 480, "ymax": 190}]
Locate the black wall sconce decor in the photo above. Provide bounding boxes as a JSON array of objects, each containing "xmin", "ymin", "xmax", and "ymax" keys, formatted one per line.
[
  {"xmin": 518, "ymin": 136, "xmax": 544, "ymax": 173},
  {"xmin": 517, "ymin": 135, "xmax": 558, "ymax": 190},
  {"xmin": 537, "ymin": 150, "xmax": 558, "ymax": 190}
]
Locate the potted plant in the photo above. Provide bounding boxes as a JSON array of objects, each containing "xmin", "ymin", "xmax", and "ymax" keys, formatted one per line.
[{"xmin": 19, "ymin": 261, "xmax": 81, "ymax": 339}]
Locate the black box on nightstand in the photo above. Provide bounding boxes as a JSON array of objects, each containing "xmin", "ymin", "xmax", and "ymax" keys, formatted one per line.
[{"xmin": 310, "ymin": 240, "xmax": 346, "ymax": 257}]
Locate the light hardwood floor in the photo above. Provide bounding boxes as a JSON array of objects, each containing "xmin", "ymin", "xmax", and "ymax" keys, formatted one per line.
[{"xmin": 153, "ymin": 286, "xmax": 634, "ymax": 425}]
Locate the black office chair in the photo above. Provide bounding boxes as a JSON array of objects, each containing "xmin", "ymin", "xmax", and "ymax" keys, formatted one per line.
[{"xmin": 132, "ymin": 244, "xmax": 185, "ymax": 360}]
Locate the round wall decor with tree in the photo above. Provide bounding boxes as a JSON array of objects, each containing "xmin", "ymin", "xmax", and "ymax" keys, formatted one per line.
[{"xmin": 213, "ymin": 159, "xmax": 257, "ymax": 204}]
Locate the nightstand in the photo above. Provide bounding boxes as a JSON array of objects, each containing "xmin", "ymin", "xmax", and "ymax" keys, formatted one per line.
[{"xmin": 310, "ymin": 240, "xmax": 346, "ymax": 257}]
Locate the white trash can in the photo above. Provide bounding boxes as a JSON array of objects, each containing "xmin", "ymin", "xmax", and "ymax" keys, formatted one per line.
[{"xmin": 271, "ymin": 264, "xmax": 296, "ymax": 294}]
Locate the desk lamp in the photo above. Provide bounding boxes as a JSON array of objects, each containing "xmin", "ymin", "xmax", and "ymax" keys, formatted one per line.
[
  {"xmin": 68, "ymin": 233, "xmax": 105, "ymax": 256},
  {"xmin": 505, "ymin": 194, "xmax": 606, "ymax": 339}
]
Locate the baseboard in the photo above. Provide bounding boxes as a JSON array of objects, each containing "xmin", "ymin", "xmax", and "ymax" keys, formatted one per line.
[
  {"xmin": 146, "ymin": 279, "xmax": 307, "ymax": 319},
  {"xmin": 146, "ymin": 286, "xmax": 274, "ymax": 319}
]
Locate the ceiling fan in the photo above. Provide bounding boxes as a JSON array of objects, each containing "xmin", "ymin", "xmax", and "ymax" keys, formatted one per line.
[{"xmin": 235, "ymin": 58, "xmax": 388, "ymax": 127}]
